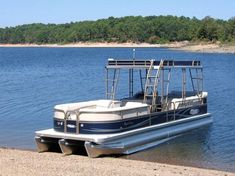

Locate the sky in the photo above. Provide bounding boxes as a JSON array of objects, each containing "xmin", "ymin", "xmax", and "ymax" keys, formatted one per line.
[{"xmin": 1, "ymin": 0, "xmax": 235, "ymax": 28}]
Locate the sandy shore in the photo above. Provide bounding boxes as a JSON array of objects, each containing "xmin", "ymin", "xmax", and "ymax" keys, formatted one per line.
[
  {"xmin": 0, "ymin": 42, "xmax": 235, "ymax": 53},
  {"xmin": 0, "ymin": 42, "xmax": 189, "ymax": 49},
  {"xmin": 0, "ymin": 42, "xmax": 172, "ymax": 48},
  {"xmin": 173, "ymin": 43, "xmax": 235, "ymax": 53},
  {"xmin": 0, "ymin": 148, "xmax": 234, "ymax": 176}
]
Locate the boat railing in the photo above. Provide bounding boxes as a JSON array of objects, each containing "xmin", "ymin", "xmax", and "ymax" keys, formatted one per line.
[
  {"xmin": 64, "ymin": 110, "xmax": 80, "ymax": 133},
  {"xmin": 56, "ymin": 97, "xmax": 204, "ymax": 134},
  {"xmin": 152, "ymin": 97, "xmax": 204, "ymax": 118},
  {"xmin": 150, "ymin": 97, "xmax": 203, "ymax": 120},
  {"xmin": 61, "ymin": 104, "xmax": 148, "ymax": 134},
  {"xmin": 107, "ymin": 59, "xmax": 202, "ymax": 68},
  {"xmin": 162, "ymin": 102, "xmax": 176, "ymax": 120},
  {"xmin": 175, "ymin": 97, "xmax": 204, "ymax": 109},
  {"xmin": 108, "ymin": 59, "xmax": 151, "ymax": 67},
  {"xmin": 54, "ymin": 108, "xmax": 80, "ymax": 133},
  {"xmin": 54, "ymin": 109, "xmax": 67, "ymax": 132}
]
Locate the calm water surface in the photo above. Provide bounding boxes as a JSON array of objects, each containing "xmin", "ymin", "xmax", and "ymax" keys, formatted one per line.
[{"xmin": 0, "ymin": 47, "xmax": 234, "ymax": 172}]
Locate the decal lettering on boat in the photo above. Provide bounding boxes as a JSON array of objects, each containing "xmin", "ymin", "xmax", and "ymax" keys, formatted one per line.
[
  {"xmin": 124, "ymin": 121, "xmax": 134, "ymax": 126},
  {"xmin": 189, "ymin": 109, "xmax": 199, "ymax": 115},
  {"xmin": 67, "ymin": 124, "xmax": 76, "ymax": 128},
  {"xmin": 57, "ymin": 121, "xmax": 63, "ymax": 126}
]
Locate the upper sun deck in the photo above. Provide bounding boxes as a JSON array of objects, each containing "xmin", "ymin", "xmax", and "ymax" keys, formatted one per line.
[{"xmin": 105, "ymin": 59, "xmax": 202, "ymax": 69}]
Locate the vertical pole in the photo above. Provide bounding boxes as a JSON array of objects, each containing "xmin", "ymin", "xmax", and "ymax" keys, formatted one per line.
[
  {"xmin": 201, "ymin": 68, "xmax": 203, "ymax": 95},
  {"xmin": 132, "ymin": 69, "xmax": 133, "ymax": 97},
  {"xmin": 113, "ymin": 69, "xmax": 119, "ymax": 100},
  {"xmin": 133, "ymin": 49, "xmax": 136, "ymax": 60},
  {"xmin": 129, "ymin": 69, "xmax": 133, "ymax": 98},
  {"xmin": 182, "ymin": 68, "xmax": 186, "ymax": 102},
  {"xmin": 161, "ymin": 69, "xmax": 164, "ymax": 105},
  {"xmin": 106, "ymin": 68, "xmax": 108, "ymax": 99},
  {"xmin": 132, "ymin": 48, "xmax": 135, "ymax": 97},
  {"xmin": 196, "ymin": 68, "xmax": 200, "ymax": 96},
  {"xmin": 139, "ymin": 70, "xmax": 143, "ymax": 92},
  {"xmin": 129, "ymin": 69, "xmax": 130, "ymax": 97},
  {"xmin": 111, "ymin": 69, "xmax": 116, "ymax": 100},
  {"xmin": 165, "ymin": 68, "xmax": 171, "ymax": 106},
  {"xmin": 189, "ymin": 68, "xmax": 195, "ymax": 92}
]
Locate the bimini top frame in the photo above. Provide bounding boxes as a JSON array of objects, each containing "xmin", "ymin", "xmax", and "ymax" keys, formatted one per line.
[
  {"xmin": 106, "ymin": 59, "xmax": 202, "ymax": 69},
  {"xmin": 105, "ymin": 58, "xmax": 204, "ymax": 111}
]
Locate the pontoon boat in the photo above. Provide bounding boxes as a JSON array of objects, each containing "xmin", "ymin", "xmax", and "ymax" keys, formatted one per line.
[{"xmin": 35, "ymin": 59, "xmax": 212, "ymax": 157}]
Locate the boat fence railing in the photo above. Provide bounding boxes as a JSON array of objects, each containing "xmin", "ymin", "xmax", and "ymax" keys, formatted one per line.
[
  {"xmin": 175, "ymin": 97, "xmax": 204, "ymax": 109},
  {"xmin": 54, "ymin": 109, "xmax": 67, "ymax": 133},
  {"xmin": 55, "ymin": 97, "xmax": 204, "ymax": 134},
  {"xmin": 65, "ymin": 110, "xmax": 80, "ymax": 134},
  {"xmin": 151, "ymin": 97, "xmax": 204, "ymax": 119},
  {"xmin": 119, "ymin": 106, "xmax": 149, "ymax": 120},
  {"xmin": 54, "ymin": 108, "xmax": 80, "ymax": 133},
  {"xmin": 106, "ymin": 59, "xmax": 202, "ymax": 69}
]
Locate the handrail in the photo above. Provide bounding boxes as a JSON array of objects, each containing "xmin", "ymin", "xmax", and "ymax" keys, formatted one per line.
[
  {"xmin": 78, "ymin": 105, "xmax": 149, "ymax": 113},
  {"xmin": 75, "ymin": 111, "xmax": 80, "ymax": 134},
  {"xmin": 166, "ymin": 101, "xmax": 176, "ymax": 120},
  {"xmin": 173, "ymin": 97, "xmax": 204, "ymax": 109},
  {"xmin": 151, "ymin": 97, "xmax": 204, "ymax": 120},
  {"xmin": 54, "ymin": 97, "xmax": 204, "ymax": 133},
  {"xmin": 107, "ymin": 60, "xmax": 202, "ymax": 68},
  {"xmin": 152, "ymin": 97, "xmax": 203, "ymax": 110},
  {"xmin": 54, "ymin": 109, "xmax": 67, "ymax": 132},
  {"xmin": 65, "ymin": 110, "xmax": 80, "ymax": 134},
  {"xmin": 54, "ymin": 108, "xmax": 80, "ymax": 133}
]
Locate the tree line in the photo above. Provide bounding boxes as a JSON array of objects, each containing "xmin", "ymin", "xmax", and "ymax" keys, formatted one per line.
[{"xmin": 0, "ymin": 15, "xmax": 235, "ymax": 44}]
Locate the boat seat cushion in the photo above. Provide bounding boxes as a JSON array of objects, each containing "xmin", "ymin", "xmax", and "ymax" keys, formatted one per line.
[
  {"xmin": 125, "ymin": 102, "xmax": 146, "ymax": 108},
  {"xmin": 96, "ymin": 100, "xmax": 113, "ymax": 108}
]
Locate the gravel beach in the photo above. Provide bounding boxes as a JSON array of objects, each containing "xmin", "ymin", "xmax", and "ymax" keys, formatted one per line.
[{"xmin": 0, "ymin": 148, "xmax": 234, "ymax": 176}]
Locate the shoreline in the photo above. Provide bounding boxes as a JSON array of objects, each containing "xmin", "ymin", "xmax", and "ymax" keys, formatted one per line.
[
  {"xmin": 172, "ymin": 43, "xmax": 235, "ymax": 54},
  {"xmin": 0, "ymin": 42, "xmax": 235, "ymax": 53},
  {"xmin": 0, "ymin": 148, "xmax": 234, "ymax": 176},
  {"xmin": 0, "ymin": 42, "xmax": 176, "ymax": 48}
]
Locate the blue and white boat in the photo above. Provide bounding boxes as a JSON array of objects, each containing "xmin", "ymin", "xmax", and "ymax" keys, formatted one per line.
[{"xmin": 35, "ymin": 58, "xmax": 212, "ymax": 157}]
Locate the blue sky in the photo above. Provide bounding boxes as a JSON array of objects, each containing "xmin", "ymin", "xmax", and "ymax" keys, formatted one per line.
[{"xmin": 1, "ymin": 0, "xmax": 235, "ymax": 28}]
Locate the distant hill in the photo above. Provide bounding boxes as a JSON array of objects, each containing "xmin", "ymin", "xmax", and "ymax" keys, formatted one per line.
[{"xmin": 0, "ymin": 15, "xmax": 235, "ymax": 44}]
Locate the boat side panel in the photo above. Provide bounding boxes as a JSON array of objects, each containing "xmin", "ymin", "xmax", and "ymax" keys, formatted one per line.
[
  {"xmin": 54, "ymin": 104, "xmax": 207, "ymax": 134},
  {"xmin": 54, "ymin": 119, "xmax": 64, "ymax": 132},
  {"xmin": 80, "ymin": 115, "xmax": 150, "ymax": 134}
]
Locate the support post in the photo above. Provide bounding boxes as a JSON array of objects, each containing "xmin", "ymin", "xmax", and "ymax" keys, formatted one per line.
[
  {"xmin": 129, "ymin": 69, "xmax": 133, "ymax": 97},
  {"xmin": 106, "ymin": 68, "xmax": 109, "ymax": 99},
  {"xmin": 182, "ymin": 68, "xmax": 186, "ymax": 102}
]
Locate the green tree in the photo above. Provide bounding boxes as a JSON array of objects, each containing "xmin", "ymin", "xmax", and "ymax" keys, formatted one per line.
[{"xmin": 0, "ymin": 15, "xmax": 234, "ymax": 44}]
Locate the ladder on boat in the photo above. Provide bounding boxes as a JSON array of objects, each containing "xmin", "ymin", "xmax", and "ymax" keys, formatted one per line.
[
  {"xmin": 106, "ymin": 69, "xmax": 120, "ymax": 100},
  {"xmin": 161, "ymin": 66, "xmax": 172, "ymax": 109},
  {"xmin": 144, "ymin": 60, "xmax": 173, "ymax": 111},
  {"xmin": 189, "ymin": 65, "xmax": 203, "ymax": 98},
  {"xmin": 139, "ymin": 69, "xmax": 147, "ymax": 93},
  {"xmin": 143, "ymin": 59, "xmax": 163, "ymax": 109}
]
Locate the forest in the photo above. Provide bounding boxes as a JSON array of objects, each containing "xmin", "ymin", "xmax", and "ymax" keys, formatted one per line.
[{"xmin": 0, "ymin": 15, "xmax": 235, "ymax": 44}]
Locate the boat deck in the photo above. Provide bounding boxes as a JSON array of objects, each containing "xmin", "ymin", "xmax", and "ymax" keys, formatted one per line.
[{"xmin": 35, "ymin": 128, "xmax": 117, "ymax": 143}]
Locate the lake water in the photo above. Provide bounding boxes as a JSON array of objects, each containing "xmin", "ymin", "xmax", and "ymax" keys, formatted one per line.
[{"xmin": 0, "ymin": 47, "xmax": 234, "ymax": 172}]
